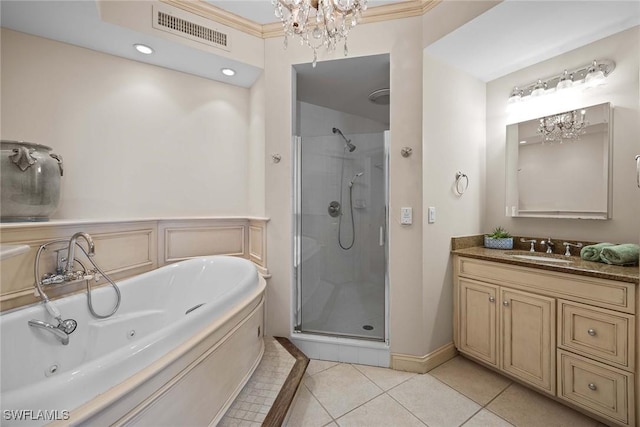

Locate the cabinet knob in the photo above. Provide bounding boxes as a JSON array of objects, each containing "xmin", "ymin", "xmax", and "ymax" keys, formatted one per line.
[
  {"xmin": 588, "ymin": 383, "xmax": 597, "ymax": 391},
  {"xmin": 587, "ymin": 328, "xmax": 596, "ymax": 336},
  {"xmin": 489, "ymin": 296, "xmax": 495, "ymax": 303},
  {"xmin": 503, "ymin": 300, "xmax": 510, "ymax": 307}
]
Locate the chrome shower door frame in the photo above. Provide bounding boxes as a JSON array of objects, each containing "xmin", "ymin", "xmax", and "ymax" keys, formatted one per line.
[{"xmin": 292, "ymin": 132, "xmax": 390, "ymax": 344}]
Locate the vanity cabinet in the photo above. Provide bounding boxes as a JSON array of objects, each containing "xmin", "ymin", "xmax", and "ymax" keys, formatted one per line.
[
  {"xmin": 458, "ymin": 278, "xmax": 555, "ymax": 394},
  {"xmin": 453, "ymin": 255, "xmax": 637, "ymax": 427}
]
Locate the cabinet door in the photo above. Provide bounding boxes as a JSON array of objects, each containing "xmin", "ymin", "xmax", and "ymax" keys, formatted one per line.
[
  {"xmin": 459, "ymin": 278, "xmax": 498, "ymax": 366},
  {"xmin": 501, "ymin": 288, "xmax": 556, "ymax": 394}
]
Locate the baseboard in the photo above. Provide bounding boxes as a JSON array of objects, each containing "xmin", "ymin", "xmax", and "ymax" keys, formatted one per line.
[{"xmin": 391, "ymin": 342, "xmax": 458, "ymax": 374}]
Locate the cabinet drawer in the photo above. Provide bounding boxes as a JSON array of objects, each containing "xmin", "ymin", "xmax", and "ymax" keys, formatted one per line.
[
  {"xmin": 558, "ymin": 351, "xmax": 635, "ymax": 426},
  {"xmin": 559, "ymin": 300, "xmax": 634, "ymax": 371}
]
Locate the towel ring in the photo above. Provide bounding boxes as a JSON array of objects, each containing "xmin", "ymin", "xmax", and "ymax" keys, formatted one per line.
[{"xmin": 454, "ymin": 172, "xmax": 469, "ymax": 196}]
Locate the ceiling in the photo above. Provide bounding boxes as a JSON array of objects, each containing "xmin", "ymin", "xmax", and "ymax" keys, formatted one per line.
[
  {"xmin": 0, "ymin": 0, "xmax": 263, "ymax": 88},
  {"xmin": 425, "ymin": 0, "xmax": 640, "ymax": 82},
  {"xmin": 206, "ymin": 0, "xmax": 407, "ymax": 25},
  {"xmin": 296, "ymin": 54, "xmax": 390, "ymax": 126},
  {"xmin": 1, "ymin": 0, "xmax": 638, "ymax": 124}
]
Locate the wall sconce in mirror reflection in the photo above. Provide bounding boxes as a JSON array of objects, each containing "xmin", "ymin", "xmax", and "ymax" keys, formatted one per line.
[{"xmin": 507, "ymin": 59, "xmax": 615, "ymax": 106}]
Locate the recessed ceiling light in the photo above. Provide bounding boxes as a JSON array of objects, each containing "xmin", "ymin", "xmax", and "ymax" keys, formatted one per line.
[
  {"xmin": 134, "ymin": 44, "xmax": 154, "ymax": 55},
  {"xmin": 221, "ymin": 68, "xmax": 236, "ymax": 77}
]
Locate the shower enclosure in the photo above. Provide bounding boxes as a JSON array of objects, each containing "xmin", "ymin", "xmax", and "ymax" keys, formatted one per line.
[{"xmin": 294, "ymin": 130, "xmax": 388, "ymax": 342}]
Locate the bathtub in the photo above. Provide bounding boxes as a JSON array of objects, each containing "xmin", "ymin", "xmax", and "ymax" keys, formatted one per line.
[{"xmin": 0, "ymin": 256, "xmax": 266, "ymax": 426}]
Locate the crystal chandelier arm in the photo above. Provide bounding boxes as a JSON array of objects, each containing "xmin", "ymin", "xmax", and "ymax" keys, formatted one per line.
[{"xmin": 330, "ymin": 0, "xmax": 362, "ymax": 15}]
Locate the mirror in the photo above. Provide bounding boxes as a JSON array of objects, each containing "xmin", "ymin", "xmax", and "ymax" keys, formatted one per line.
[{"xmin": 505, "ymin": 102, "xmax": 612, "ymax": 219}]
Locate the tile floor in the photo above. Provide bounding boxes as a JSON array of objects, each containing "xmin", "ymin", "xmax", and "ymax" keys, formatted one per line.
[
  {"xmin": 219, "ymin": 338, "xmax": 296, "ymax": 426},
  {"xmin": 286, "ymin": 355, "xmax": 604, "ymax": 427}
]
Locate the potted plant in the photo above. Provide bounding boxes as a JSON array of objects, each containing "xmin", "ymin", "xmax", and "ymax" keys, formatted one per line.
[{"xmin": 484, "ymin": 226, "xmax": 514, "ymax": 249}]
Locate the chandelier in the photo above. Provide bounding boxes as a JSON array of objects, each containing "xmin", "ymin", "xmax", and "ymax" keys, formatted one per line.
[
  {"xmin": 537, "ymin": 109, "xmax": 588, "ymax": 143},
  {"xmin": 272, "ymin": 0, "xmax": 368, "ymax": 67}
]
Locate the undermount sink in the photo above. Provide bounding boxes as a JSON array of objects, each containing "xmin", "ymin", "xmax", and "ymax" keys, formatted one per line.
[{"xmin": 507, "ymin": 253, "xmax": 573, "ymax": 264}]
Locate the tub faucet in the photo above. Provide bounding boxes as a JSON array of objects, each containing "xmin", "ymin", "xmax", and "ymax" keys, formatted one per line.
[
  {"xmin": 542, "ymin": 238, "xmax": 554, "ymax": 254},
  {"xmin": 28, "ymin": 319, "xmax": 72, "ymax": 345},
  {"xmin": 65, "ymin": 232, "xmax": 95, "ymax": 276}
]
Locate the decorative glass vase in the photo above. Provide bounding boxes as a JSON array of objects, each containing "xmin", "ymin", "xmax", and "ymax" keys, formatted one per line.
[{"xmin": 1, "ymin": 140, "xmax": 63, "ymax": 222}]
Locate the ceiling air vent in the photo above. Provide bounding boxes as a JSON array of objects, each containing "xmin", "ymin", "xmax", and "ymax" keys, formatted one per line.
[{"xmin": 152, "ymin": 5, "xmax": 230, "ymax": 51}]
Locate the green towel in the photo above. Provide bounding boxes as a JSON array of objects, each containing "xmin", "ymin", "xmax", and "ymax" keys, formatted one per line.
[
  {"xmin": 599, "ymin": 244, "xmax": 640, "ymax": 266},
  {"xmin": 580, "ymin": 242, "xmax": 615, "ymax": 261}
]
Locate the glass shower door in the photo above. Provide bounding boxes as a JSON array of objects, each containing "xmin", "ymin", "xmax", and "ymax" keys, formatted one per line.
[{"xmin": 294, "ymin": 132, "xmax": 387, "ymax": 341}]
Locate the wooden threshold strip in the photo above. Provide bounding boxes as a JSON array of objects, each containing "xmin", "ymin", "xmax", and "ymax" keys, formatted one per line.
[{"xmin": 262, "ymin": 337, "xmax": 310, "ymax": 426}]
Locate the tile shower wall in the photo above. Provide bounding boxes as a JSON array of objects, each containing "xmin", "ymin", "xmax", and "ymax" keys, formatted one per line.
[{"xmin": 297, "ymin": 102, "xmax": 387, "ymax": 316}]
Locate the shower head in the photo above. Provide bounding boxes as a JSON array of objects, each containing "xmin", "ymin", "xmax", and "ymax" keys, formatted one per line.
[
  {"xmin": 348, "ymin": 172, "xmax": 364, "ymax": 188},
  {"xmin": 332, "ymin": 127, "xmax": 356, "ymax": 152}
]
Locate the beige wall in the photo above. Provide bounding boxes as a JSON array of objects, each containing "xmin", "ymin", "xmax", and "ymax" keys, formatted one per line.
[
  {"xmin": 422, "ymin": 54, "xmax": 486, "ymax": 353},
  {"xmin": 1, "ymin": 29, "xmax": 252, "ymax": 219},
  {"xmin": 263, "ymin": 16, "xmax": 425, "ymax": 357},
  {"xmin": 485, "ymin": 26, "xmax": 640, "ymax": 244},
  {"xmin": 248, "ymin": 73, "xmax": 266, "ymax": 217}
]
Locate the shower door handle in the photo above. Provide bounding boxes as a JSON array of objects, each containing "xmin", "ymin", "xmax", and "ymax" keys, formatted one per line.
[{"xmin": 379, "ymin": 226, "xmax": 385, "ymax": 246}]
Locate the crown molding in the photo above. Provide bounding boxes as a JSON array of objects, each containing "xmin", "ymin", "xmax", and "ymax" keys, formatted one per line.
[{"xmin": 164, "ymin": 0, "xmax": 442, "ymax": 39}]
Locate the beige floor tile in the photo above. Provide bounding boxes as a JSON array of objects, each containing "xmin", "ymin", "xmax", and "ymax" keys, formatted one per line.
[
  {"xmin": 352, "ymin": 363, "xmax": 416, "ymax": 391},
  {"xmin": 388, "ymin": 374, "xmax": 481, "ymax": 427},
  {"xmin": 430, "ymin": 356, "xmax": 512, "ymax": 405},
  {"xmin": 463, "ymin": 409, "xmax": 514, "ymax": 427},
  {"xmin": 336, "ymin": 394, "xmax": 426, "ymax": 427},
  {"xmin": 304, "ymin": 363, "xmax": 383, "ymax": 418},
  {"xmin": 307, "ymin": 359, "xmax": 339, "ymax": 376},
  {"xmin": 285, "ymin": 384, "xmax": 333, "ymax": 427},
  {"xmin": 487, "ymin": 383, "xmax": 599, "ymax": 427}
]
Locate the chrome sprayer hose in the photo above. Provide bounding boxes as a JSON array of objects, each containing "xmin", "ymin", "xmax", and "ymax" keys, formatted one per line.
[
  {"xmin": 76, "ymin": 244, "xmax": 121, "ymax": 319},
  {"xmin": 33, "ymin": 240, "xmax": 121, "ymax": 319}
]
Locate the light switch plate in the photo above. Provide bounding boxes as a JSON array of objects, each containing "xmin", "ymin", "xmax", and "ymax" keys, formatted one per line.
[
  {"xmin": 401, "ymin": 207, "xmax": 412, "ymax": 225},
  {"xmin": 428, "ymin": 206, "xmax": 436, "ymax": 223}
]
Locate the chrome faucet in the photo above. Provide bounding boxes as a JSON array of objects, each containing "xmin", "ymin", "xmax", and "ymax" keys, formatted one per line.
[
  {"xmin": 65, "ymin": 232, "xmax": 95, "ymax": 276},
  {"xmin": 563, "ymin": 242, "xmax": 583, "ymax": 256},
  {"xmin": 542, "ymin": 238, "xmax": 555, "ymax": 254},
  {"xmin": 520, "ymin": 238, "xmax": 537, "ymax": 252},
  {"xmin": 28, "ymin": 319, "xmax": 75, "ymax": 345}
]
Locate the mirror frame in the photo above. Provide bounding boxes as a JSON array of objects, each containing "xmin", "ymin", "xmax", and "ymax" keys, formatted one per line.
[{"xmin": 505, "ymin": 102, "xmax": 613, "ymax": 220}]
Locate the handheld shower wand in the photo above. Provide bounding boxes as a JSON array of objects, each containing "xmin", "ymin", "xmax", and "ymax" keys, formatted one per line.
[{"xmin": 349, "ymin": 172, "xmax": 364, "ymax": 188}]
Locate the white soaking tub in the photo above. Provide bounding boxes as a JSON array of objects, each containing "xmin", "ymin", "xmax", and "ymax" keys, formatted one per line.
[{"xmin": 0, "ymin": 256, "xmax": 266, "ymax": 426}]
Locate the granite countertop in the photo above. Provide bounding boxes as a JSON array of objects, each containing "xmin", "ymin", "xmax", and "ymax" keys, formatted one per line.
[{"xmin": 451, "ymin": 236, "xmax": 639, "ymax": 285}]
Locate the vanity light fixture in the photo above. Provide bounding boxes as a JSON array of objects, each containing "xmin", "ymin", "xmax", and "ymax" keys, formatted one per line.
[
  {"xmin": 507, "ymin": 87, "xmax": 522, "ymax": 104},
  {"xmin": 272, "ymin": 0, "xmax": 368, "ymax": 67},
  {"xmin": 134, "ymin": 44, "xmax": 154, "ymax": 55},
  {"xmin": 556, "ymin": 70, "xmax": 573, "ymax": 90},
  {"xmin": 530, "ymin": 80, "xmax": 546, "ymax": 97},
  {"xmin": 221, "ymin": 68, "xmax": 236, "ymax": 76},
  {"xmin": 584, "ymin": 60, "xmax": 606, "ymax": 88},
  {"xmin": 507, "ymin": 59, "xmax": 615, "ymax": 103}
]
